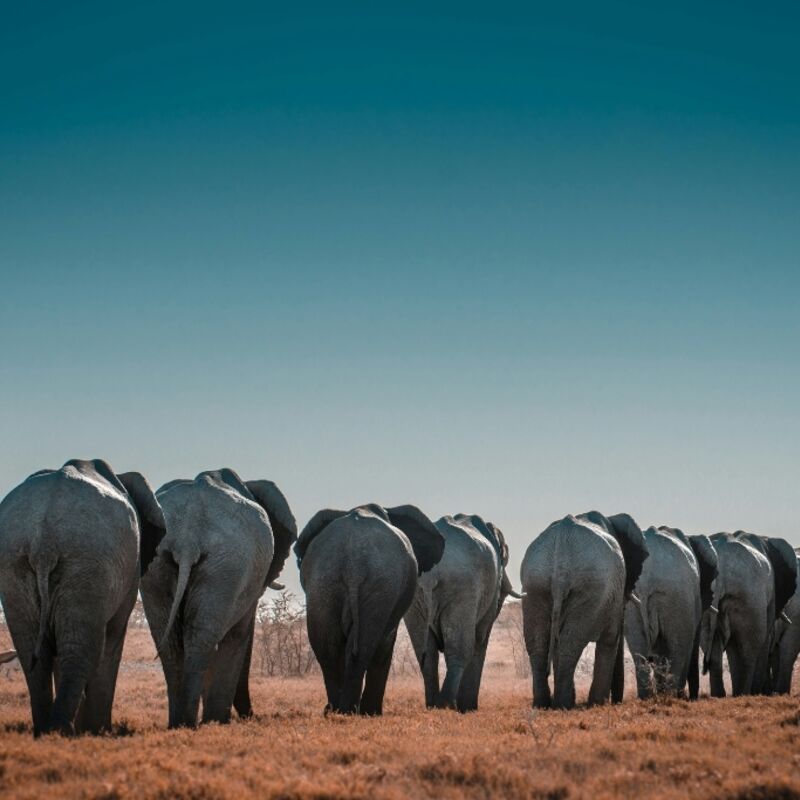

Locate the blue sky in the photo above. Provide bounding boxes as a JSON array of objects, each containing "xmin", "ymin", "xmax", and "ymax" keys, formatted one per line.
[{"xmin": 1, "ymin": 3, "xmax": 798, "ymax": 588}]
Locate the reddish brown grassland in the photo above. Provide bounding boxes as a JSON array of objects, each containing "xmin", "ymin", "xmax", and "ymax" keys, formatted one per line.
[{"xmin": 1, "ymin": 606, "xmax": 799, "ymax": 799}]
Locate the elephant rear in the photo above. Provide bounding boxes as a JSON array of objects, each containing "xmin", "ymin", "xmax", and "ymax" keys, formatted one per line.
[
  {"xmin": 0, "ymin": 460, "xmax": 158, "ymax": 736},
  {"xmin": 298, "ymin": 503, "xmax": 444, "ymax": 714},
  {"xmin": 521, "ymin": 512, "xmax": 644, "ymax": 709}
]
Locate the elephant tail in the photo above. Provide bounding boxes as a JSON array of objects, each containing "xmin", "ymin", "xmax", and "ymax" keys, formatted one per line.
[
  {"xmin": 31, "ymin": 557, "xmax": 56, "ymax": 670},
  {"xmin": 158, "ymin": 551, "xmax": 197, "ymax": 654},
  {"xmin": 344, "ymin": 582, "xmax": 360, "ymax": 663},
  {"xmin": 548, "ymin": 574, "xmax": 564, "ymax": 674}
]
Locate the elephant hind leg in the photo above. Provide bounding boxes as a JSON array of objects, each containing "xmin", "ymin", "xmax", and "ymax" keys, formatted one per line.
[
  {"xmin": 202, "ymin": 611, "xmax": 254, "ymax": 725},
  {"xmin": 522, "ymin": 591, "xmax": 552, "ymax": 709},
  {"xmin": 422, "ymin": 629, "xmax": 441, "ymax": 708},
  {"xmin": 359, "ymin": 631, "xmax": 397, "ymax": 716},
  {"xmin": 23, "ymin": 645, "xmax": 55, "ymax": 737},
  {"xmin": 77, "ymin": 592, "xmax": 135, "ymax": 734},
  {"xmin": 687, "ymin": 630, "xmax": 701, "ymax": 700},
  {"xmin": 456, "ymin": 637, "xmax": 489, "ymax": 712},
  {"xmin": 588, "ymin": 624, "xmax": 620, "ymax": 707},
  {"xmin": 233, "ymin": 614, "xmax": 256, "ymax": 719}
]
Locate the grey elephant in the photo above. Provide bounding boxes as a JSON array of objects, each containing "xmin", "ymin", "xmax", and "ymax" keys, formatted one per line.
[
  {"xmin": 0, "ymin": 459, "xmax": 164, "ymax": 736},
  {"xmin": 520, "ymin": 511, "xmax": 648, "ymax": 710},
  {"xmin": 702, "ymin": 531, "xmax": 796, "ymax": 696},
  {"xmin": 736, "ymin": 532, "xmax": 797, "ymax": 694},
  {"xmin": 295, "ymin": 504, "xmax": 445, "ymax": 715},
  {"xmin": 771, "ymin": 548, "xmax": 800, "ymax": 694},
  {"xmin": 141, "ymin": 468, "xmax": 296, "ymax": 728},
  {"xmin": 404, "ymin": 513, "xmax": 522, "ymax": 711},
  {"xmin": 624, "ymin": 526, "xmax": 717, "ymax": 700},
  {"xmin": 701, "ymin": 532, "xmax": 772, "ymax": 696}
]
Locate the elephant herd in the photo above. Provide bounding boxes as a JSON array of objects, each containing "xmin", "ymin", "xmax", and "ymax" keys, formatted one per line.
[{"xmin": 0, "ymin": 460, "xmax": 797, "ymax": 738}]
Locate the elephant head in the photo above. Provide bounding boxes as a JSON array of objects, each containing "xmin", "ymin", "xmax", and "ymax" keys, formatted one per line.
[
  {"xmin": 582, "ymin": 511, "xmax": 648, "ymax": 597},
  {"xmin": 295, "ymin": 504, "xmax": 444, "ymax": 575}
]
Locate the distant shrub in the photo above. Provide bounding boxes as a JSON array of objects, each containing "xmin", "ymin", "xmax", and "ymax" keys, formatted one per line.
[
  {"xmin": 500, "ymin": 601, "xmax": 531, "ymax": 678},
  {"xmin": 256, "ymin": 591, "xmax": 318, "ymax": 677}
]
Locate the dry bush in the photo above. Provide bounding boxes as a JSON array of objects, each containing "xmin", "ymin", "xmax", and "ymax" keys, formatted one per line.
[
  {"xmin": 255, "ymin": 591, "xmax": 317, "ymax": 677},
  {"xmin": 499, "ymin": 600, "xmax": 531, "ymax": 678}
]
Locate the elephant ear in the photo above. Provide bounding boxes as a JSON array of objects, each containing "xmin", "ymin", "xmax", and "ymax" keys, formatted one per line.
[
  {"xmin": 607, "ymin": 513, "xmax": 649, "ymax": 597},
  {"xmin": 763, "ymin": 536, "xmax": 798, "ymax": 617},
  {"xmin": 688, "ymin": 534, "xmax": 719, "ymax": 611},
  {"xmin": 384, "ymin": 505, "xmax": 445, "ymax": 575},
  {"xmin": 295, "ymin": 508, "xmax": 348, "ymax": 565},
  {"xmin": 486, "ymin": 521, "xmax": 510, "ymax": 567},
  {"xmin": 245, "ymin": 480, "xmax": 298, "ymax": 586},
  {"xmin": 117, "ymin": 471, "xmax": 167, "ymax": 577}
]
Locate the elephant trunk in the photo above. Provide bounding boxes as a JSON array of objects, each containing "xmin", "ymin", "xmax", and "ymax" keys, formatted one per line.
[{"xmin": 500, "ymin": 569, "xmax": 524, "ymax": 599}]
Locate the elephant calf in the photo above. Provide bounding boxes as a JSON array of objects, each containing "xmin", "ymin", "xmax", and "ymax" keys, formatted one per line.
[
  {"xmin": 296, "ymin": 504, "xmax": 445, "ymax": 715},
  {"xmin": 404, "ymin": 513, "xmax": 521, "ymax": 711},
  {"xmin": 0, "ymin": 459, "xmax": 164, "ymax": 736},
  {"xmin": 141, "ymin": 468, "xmax": 296, "ymax": 728},
  {"xmin": 521, "ymin": 511, "xmax": 648, "ymax": 710}
]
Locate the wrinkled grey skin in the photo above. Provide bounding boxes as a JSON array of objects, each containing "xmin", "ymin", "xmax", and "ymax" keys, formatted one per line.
[
  {"xmin": 770, "ymin": 549, "xmax": 800, "ymax": 694},
  {"xmin": 700, "ymin": 532, "xmax": 773, "ymax": 696},
  {"xmin": 296, "ymin": 504, "xmax": 445, "ymax": 715},
  {"xmin": 624, "ymin": 527, "xmax": 717, "ymax": 700},
  {"xmin": 0, "ymin": 459, "xmax": 163, "ymax": 736},
  {"xmin": 141, "ymin": 468, "xmax": 296, "ymax": 729},
  {"xmin": 520, "ymin": 511, "xmax": 648, "ymax": 710},
  {"xmin": 404, "ymin": 514, "xmax": 520, "ymax": 712}
]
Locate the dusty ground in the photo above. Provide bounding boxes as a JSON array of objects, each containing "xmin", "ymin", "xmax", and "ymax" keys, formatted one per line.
[{"xmin": 1, "ymin": 615, "xmax": 799, "ymax": 799}]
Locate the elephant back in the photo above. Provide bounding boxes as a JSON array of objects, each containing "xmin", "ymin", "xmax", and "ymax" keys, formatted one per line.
[{"xmin": 447, "ymin": 513, "xmax": 508, "ymax": 567}]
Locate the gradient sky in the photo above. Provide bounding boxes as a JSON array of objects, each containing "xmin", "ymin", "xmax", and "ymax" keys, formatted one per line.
[{"xmin": 1, "ymin": 3, "xmax": 798, "ymax": 591}]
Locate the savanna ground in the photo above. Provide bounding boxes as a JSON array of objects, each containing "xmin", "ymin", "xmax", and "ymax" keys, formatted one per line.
[{"xmin": 1, "ymin": 603, "xmax": 799, "ymax": 799}]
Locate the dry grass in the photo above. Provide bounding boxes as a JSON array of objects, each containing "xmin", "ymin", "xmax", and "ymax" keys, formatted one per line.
[{"xmin": 1, "ymin": 618, "xmax": 799, "ymax": 799}]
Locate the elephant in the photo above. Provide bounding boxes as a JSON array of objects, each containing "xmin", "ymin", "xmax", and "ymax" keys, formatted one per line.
[
  {"xmin": 295, "ymin": 504, "xmax": 445, "ymax": 715},
  {"xmin": 771, "ymin": 549, "xmax": 800, "ymax": 694},
  {"xmin": 700, "ymin": 532, "xmax": 775, "ymax": 696},
  {"xmin": 404, "ymin": 513, "xmax": 522, "ymax": 712},
  {"xmin": 140, "ymin": 468, "xmax": 296, "ymax": 728},
  {"xmin": 734, "ymin": 532, "xmax": 797, "ymax": 693},
  {"xmin": 520, "ymin": 511, "xmax": 648, "ymax": 710},
  {"xmin": 624, "ymin": 526, "xmax": 717, "ymax": 700},
  {"xmin": 0, "ymin": 458, "xmax": 164, "ymax": 736}
]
